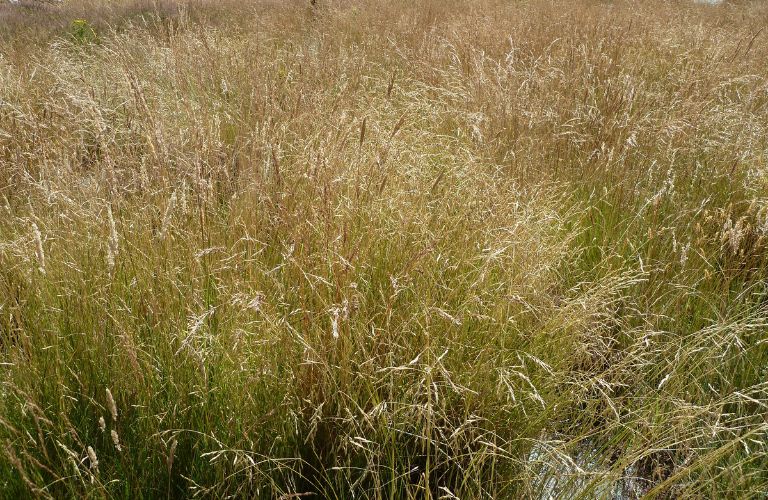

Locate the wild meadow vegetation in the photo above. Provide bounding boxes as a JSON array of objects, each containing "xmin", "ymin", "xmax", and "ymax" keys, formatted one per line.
[{"xmin": 0, "ymin": 0, "xmax": 767, "ymax": 497}]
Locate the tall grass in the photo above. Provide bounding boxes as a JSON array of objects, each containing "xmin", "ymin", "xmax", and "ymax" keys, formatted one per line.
[{"xmin": 0, "ymin": 0, "xmax": 767, "ymax": 497}]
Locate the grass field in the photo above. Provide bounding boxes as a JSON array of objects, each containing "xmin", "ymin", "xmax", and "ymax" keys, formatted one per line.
[{"xmin": 1, "ymin": 0, "xmax": 767, "ymax": 497}]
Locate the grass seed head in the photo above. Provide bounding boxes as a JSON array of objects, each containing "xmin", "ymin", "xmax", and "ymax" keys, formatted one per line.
[
  {"xmin": 111, "ymin": 430, "xmax": 122, "ymax": 452},
  {"xmin": 106, "ymin": 389, "xmax": 117, "ymax": 423},
  {"xmin": 31, "ymin": 222, "xmax": 45, "ymax": 274}
]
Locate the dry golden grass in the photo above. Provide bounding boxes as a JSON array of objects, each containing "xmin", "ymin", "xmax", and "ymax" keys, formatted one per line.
[{"xmin": 0, "ymin": 0, "xmax": 767, "ymax": 497}]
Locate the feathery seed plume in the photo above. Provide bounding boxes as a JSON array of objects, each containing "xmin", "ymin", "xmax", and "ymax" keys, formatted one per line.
[
  {"xmin": 106, "ymin": 388, "xmax": 118, "ymax": 422},
  {"xmin": 32, "ymin": 222, "xmax": 45, "ymax": 273},
  {"xmin": 111, "ymin": 430, "xmax": 122, "ymax": 452}
]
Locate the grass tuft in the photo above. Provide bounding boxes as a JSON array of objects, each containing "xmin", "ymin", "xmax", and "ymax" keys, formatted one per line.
[{"xmin": 0, "ymin": 0, "xmax": 767, "ymax": 497}]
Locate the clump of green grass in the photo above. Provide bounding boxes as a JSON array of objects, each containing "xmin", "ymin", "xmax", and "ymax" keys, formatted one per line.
[
  {"xmin": 69, "ymin": 19, "xmax": 98, "ymax": 44},
  {"xmin": 0, "ymin": 0, "xmax": 767, "ymax": 498}
]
